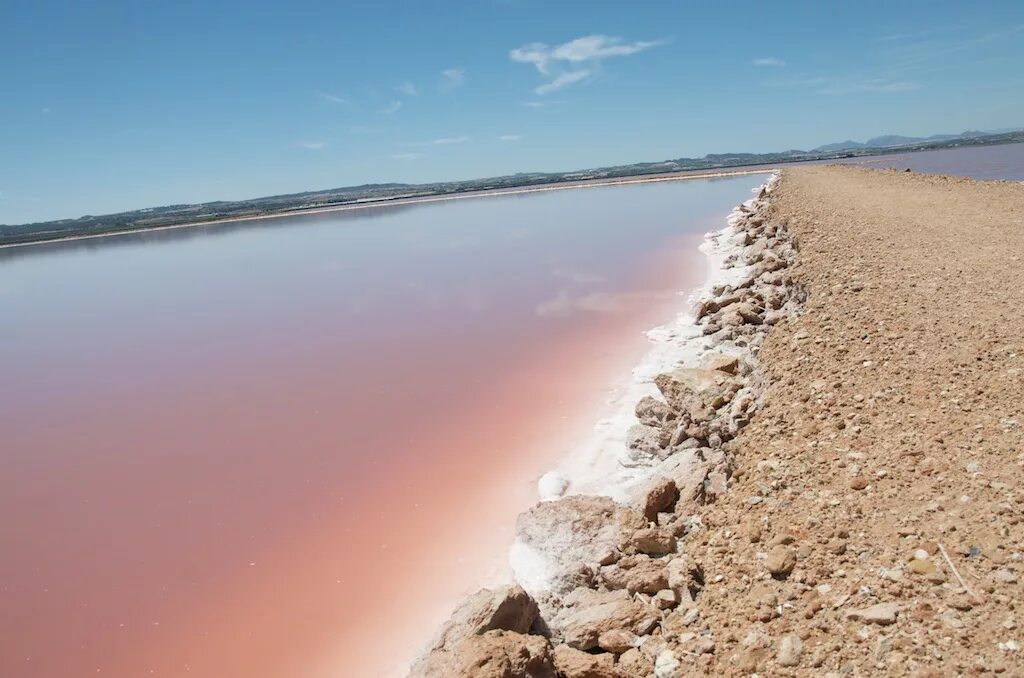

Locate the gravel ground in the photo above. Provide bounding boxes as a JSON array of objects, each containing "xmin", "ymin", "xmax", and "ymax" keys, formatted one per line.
[{"xmin": 689, "ymin": 165, "xmax": 1024, "ymax": 675}]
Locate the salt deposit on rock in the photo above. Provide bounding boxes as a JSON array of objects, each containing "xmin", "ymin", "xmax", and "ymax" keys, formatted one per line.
[{"xmin": 412, "ymin": 173, "xmax": 810, "ymax": 676}]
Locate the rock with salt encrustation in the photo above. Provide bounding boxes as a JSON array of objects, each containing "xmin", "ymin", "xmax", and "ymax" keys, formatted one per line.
[
  {"xmin": 513, "ymin": 496, "xmax": 645, "ymax": 595},
  {"xmin": 626, "ymin": 423, "xmax": 667, "ymax": 459},
  {"xmin": 654, "ymin": 368, "xmax": 725, "ymax": 412},
  {"xmin": 537, "ymin": 471, "xmax": 569, "ymax": 500},
  {"xmin": 635, "ymin": 395, "xmax": 676, "ymax": 428}
]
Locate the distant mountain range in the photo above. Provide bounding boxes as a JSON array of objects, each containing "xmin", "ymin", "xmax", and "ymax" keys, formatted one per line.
[{"xmin": 813, "ymin": 129, "xmax": 1024, "ymax": 152}]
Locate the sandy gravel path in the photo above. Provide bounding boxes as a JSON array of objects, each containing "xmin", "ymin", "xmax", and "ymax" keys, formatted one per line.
[{"xmin": 691, "ymin": 166, "xmax": 1024, "ymax": 674}]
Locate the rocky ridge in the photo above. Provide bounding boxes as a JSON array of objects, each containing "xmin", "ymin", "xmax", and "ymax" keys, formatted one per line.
[{"xmin": 411, "ymin": 173, "xmax": 808, "ymax": 677}]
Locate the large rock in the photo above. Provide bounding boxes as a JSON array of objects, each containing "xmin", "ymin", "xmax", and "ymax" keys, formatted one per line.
[
  {"xmin": 514, "ymin": 496, "xmax": 646, "ymax": 595},
  {"xmin": 409, "ymin": 630, "xmax": 556, "ymax": 678},
  {"xmin": 601, "ymin": 555, "xmax": 670, "ymax": 594},
  {"xmin": 427, "ymin": 585, "xmax": 539, "ymax": 651},
  {"xmin": 654, "ymin": 368, "xmax": 730, "ymax": 413},
  {"xmin": 635, "ymin": 396, "xmax": 676, "ymax": 427},
  {"xmin": 552, "ymin": 645, "xmax": 620, "ymax": 678},
  {"xmin": 547, "ymin": 588, "xmax": 661, "ymax": 650},
  {"xmin": 634, "ymin": 476, "xmax": 679, "ymax": 521},
  {"xmin": 626, "ymin": 423, "xmax": 667, "ymax": 459}
]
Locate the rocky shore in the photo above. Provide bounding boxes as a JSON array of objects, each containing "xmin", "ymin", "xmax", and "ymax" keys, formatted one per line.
[{"xmin": 409, "ymin": 166, "xmax": 1024, "ymax": 676}]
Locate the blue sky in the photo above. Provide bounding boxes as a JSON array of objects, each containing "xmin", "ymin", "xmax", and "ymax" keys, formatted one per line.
[{"xmin": 2, "ymin": 1, "xmax": 1023, "ymax": 224}]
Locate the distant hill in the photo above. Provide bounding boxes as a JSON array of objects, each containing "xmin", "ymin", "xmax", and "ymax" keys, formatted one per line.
[
  {"xmin": 3, "ymin": 127, "xmax": 1023, "ymax": 247},
  {"xmin": 813, "ymin": 129, "xmax": 1021, "ymax": 152}
]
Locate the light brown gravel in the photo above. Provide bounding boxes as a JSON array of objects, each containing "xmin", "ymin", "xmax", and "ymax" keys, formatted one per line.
[{"xmin": 689, "ymin": 165, "xmax": 1024, "ymax": 675}]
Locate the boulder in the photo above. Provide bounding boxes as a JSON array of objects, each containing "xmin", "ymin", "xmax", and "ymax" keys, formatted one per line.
[
  {"xmin": 409, "ymin": 630, "xmax": 556, "ymax": 678},
  {"xmin": 514, "ymin": 496, "xmax": 646, "ymax": 595},
  {"xmin": 601, "ymin": 555, "xmax": 670, "ymax": 594},
  {"xmin": 630, "ymin": 527, "xmax": 677, "ymax": 556},
  {"xmin": 548, "ymin": 589, "xmax": 659, "ymax": 655},
  {"xmin": 634, "ymin": 396, "xmax": 676, "ymax": 427},
  {"xmin": 666, "ymin": 555, "xmax": 704, "ymax": 601},
  {"xmin": 703, "ymin": 354, "xmax": 740, "ymax": 375},
  {"xmin": 424, "ymin": 585, "xmax": 539, "ymax": 654},
  {"xmin": 617, "ymin": 648, "xmax": 654, "ymax": 676},
  {"xmin": 552, "ymin": 645, "xmax": 620, "ymax": 678},
  {"xmin": 598, "ymin": 629, "xmax": 638, "ymax": 654},
  {"xmin": 548, "ymin": 588, "xmax": 661, "ymax": 650},
  {"xmin": 626, "ymin": 423, "xmax": 667, "ymax": 458},
  {"xmin": 634, "ymin": 476, "xmax": 679, "ymax": 521},
  {"xmin": 654, "ymin": 368, "xmax": 725, "ymax": 412}
]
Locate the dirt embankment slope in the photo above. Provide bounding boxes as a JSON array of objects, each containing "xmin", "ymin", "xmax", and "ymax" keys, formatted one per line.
[{"xmin": 692, "ymin": 165, "xmax": 1024, "ymax": 674}]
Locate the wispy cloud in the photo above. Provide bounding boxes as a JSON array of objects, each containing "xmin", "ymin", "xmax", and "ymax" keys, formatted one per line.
[
  {"xmin": 498, "ymin": 134, "xmax": 523, "ymax": 141},
  {"xmin": 295, "ymin": 141, "xmax": 327, "ymax": 150},
  {"xmin": 752, "ymin": 57, "xmax": 785, "ymax": 67},
  {"xmin": 510, "ymin": 34, "xmax": 665, "ymax": 95},
  {"xmin": 396, "ymin": 81, "xmax": 418, "ymax": 96},
  {"xmin": 391, "ymin": 152, "xmax": 420, "ymax": 160},
  {"xmin": 403, "ymin": 135, "xmax": 471, "ymax": 147},
  {"xmin": 511, "ymin": 35, "xmax": 665, "ymax": 74},
  {"xmin": 41, "ymin": 106, "xmax": 52, "ymax": 115},
  {"xmin": 535, "ymin": 70, "xmax": 591, "ymax": 95},
  {"xmin": 432, "ymin": 135, "xmax": 470, "ymax": 145},
  {"xmin": 764, "ymin": 73, "xmax": 920, "ymax": 95},
  {"xmin": 440, "ymin": 68, "xmax": 466, "ymax": 91},
  {"xmin": 319, "ymin": 92, "xmax": 350, "ymax": 106},
  {"xmin": 381, "ymin": 100, "xmax": 403, "ymax": 115}
]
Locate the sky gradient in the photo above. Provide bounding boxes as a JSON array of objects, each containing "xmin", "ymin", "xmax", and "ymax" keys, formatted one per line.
[{"xmin": 2, "ymin": 0, "xmax": 1023, "ymax": 224}]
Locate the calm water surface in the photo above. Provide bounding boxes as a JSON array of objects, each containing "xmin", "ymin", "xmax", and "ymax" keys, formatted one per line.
[
  {"xmin": 0, "ymin": 175, "xmax": 765, "ymax": 677},
  {"xmin": 833, "ymin": 141, "xmax": 1024, "ymax": 180}
]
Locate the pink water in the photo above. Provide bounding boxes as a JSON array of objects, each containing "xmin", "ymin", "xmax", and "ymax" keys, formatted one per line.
[{"xmin": 0, "ymin": 175, "xmax": 766, "ymax": 677}]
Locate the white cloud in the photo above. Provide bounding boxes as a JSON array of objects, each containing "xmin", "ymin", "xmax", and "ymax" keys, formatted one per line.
[
  {"xmin": 295, "ymin": 141, "xmax": 327, "ymax": 150},
  {"xmin": 432, "ymin": 135, "xmax": 470, "ymax": 145},
  {"xmin": 381, "ymin": 100, "xmax": 403, "ymax": 114},
  {"xmin": 403, "ymin": 135, "xmax": 471, "ymax": 147},
  {"xmin": 41, "ymin": 106, "xmax": 52, "ymax": 115},
  {"xmin": 396, "ymin": 81, "xmax": 418, "ymax": 96},
  {"xmin": 521, "ymin": 100, "xmax": 564, "ymax": 109},
  {"xmin": 765, "ymin": 74, "xmax": 920, "ymax": 95},
  {"xmin": 510, "ymin": 34, "xmax": 663, "ymax": 95},
  {"xmin": 752, "ymin": 57, "xmax": 786, "ymax": 67},
  {"xmin": 391, "ymin": 152, "xmax": 420, "ymax": 160},
  {"xmin": 498, "ymin": 134, "xmax": 522, "ymax": 141},
  {"xmin": 535, "ymin": 69, "xmax": 591, "ymax": 95},
  {"xmin": 441, "ymin": 68, "xmax": 466, "ymax": 91},
  {"xmin": 551, "ymin": 35, "xmax": 664, "ymax": 63},
  {"xmin": 319, "ymin": 92, "xmax": 350, "ymax": 106}
]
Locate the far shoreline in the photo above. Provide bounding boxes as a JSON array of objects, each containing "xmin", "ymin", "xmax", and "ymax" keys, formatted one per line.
[{"xmin": 0, "ymin": 168, "xmax": 776, "ymax": 251}]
